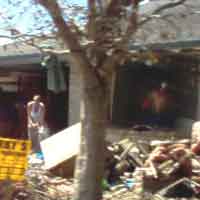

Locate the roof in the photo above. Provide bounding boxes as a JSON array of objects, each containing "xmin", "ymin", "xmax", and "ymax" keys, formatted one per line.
[
  {"xmin": 135, "ymin": 0, "xmax": 200, "ymax": 44},
  {"xmin": 0, "ymin": 36, "xmax": 65, "ymax": 57},
  {"xmin": 130, "ymin": 39, "xmax": 200, "ymax": 51},
  {"xmin": 0, "ymin": 38, "xmax": 66, "ymax": 67},
  {"xmin": 0, "ymin": 42, "xmax": 40, "ymax": 57},
  {"xmin": 0, "ymin": 0, "xmax": 200, "ymax": 60}
]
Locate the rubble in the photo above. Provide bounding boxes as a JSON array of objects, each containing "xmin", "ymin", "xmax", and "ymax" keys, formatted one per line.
[
  {"xmin": 0, "ymin": 153, "xmax": 74, "ymax": 200},
  {"xmin": 102, "ymin": 136, "xmax": 200, "ymax": 200},
  {"xmin": 26, "ymin": 153, "xmax": 74, "ymax": 200},
  {"xmin": 1, "ymin": 133, "xmax": 200, "ymax": 200}
]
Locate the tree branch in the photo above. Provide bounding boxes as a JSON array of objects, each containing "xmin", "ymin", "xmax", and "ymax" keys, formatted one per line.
[
  {"xmin": 106, "ymin": 0, "xmax": 121, "ymax": 17},
  {"xmin": 38, "ymin": 1, "xmax": 89, "ymax": 58},
  {"xmin": 112, "ymin": 0, "xmax": 187, "ymax": 51},
  {"xmin": 0, "ymin": 33, "xmax": 55, "ymax": 40},
  {"xmin": 38, "ymin": 0, "xmax": 105, "ymax": 87},
  {"xmin": 88, "ymin": 0, "xmax": 96, "ymax": 13},
  {"xmin": 0, "ymin": 31, "xmax": 61, "ymax": 55},
  {"xmin": 139, "ymin": 0, "xmax": 188, "ymax": 26},
  {"xmin": 96, "ymin": 0, "xmax": 103, "ymax": 12},
  {"xmin": 99, "ymin": 2, "xmax": 139, "ymax": 76},
  {"xmin": 87, "ymin": 0, "xmax": 97, "ymax": 39},
  {"xmin": 153, "ymin": 0, "xmax": 187, "ymax": 15},
  {"xmin": 101, "ymin": 0, "xmax": 188, "ymax": 77},
  {"xmin": 22, "ymin": 39, "xmax": 47, "ymax": 54},
  {"xmin": 120, "ymin": 3, "xmax": 139, "ymax": 46}
]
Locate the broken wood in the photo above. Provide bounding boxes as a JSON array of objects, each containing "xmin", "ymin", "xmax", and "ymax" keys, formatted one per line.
[
  {"xmin": 150, "ymin": 139, "xmax": 190, "ymax": 147},
  {"xmin": 118, "ymin": 142, "xmax": 135, "ymax": 161},
  {"xmin": 128, "ymin": 152, "xmax": 144, "ymax": 167},
  {"xmin": 149, "ymin": 161, "xmax": 158, "ymax": 179},
  {"xmin": 157, "ymin": 159, "xmax": 174, "ymax": 172}
]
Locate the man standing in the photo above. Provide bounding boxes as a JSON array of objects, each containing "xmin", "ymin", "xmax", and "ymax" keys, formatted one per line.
[
  {"xmin": 142, "ymin": 82, "xmax": 175, "ymax": 127},
  {"xmin": 27, "ymin": 95, "xmax": 45, "ymax": 152}
]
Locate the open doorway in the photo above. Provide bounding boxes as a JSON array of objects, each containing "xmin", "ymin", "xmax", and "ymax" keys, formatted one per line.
[
  {"xmin": 112, "ymin": 61, "xmax": 197, "ymax": 129},
  {"xmin": 0, "ymin": 66, "xmax": 69, "ymax": 139}
]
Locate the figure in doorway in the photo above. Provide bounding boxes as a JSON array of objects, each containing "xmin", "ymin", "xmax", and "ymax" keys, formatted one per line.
[
  {"xmin": 142, "ymin": 82, "xmax": 175, "ymax": 127},
  {"xmin": 27, "ymin": 95, "xmax": 46, "ymax": 152}
]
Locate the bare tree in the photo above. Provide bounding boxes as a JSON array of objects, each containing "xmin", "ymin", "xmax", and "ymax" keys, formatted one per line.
[{"xmin": 1, "ymin": 0, "xmax": 198, "ymax": 199}]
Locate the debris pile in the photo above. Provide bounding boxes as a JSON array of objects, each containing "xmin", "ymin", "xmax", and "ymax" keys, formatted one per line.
[
  {"xmin": 105, "ymin": 138, "xmax": 144, "ymax": 184},
  {"xmin": 102, "ymin": 138, "xmax": 146, "ymax": 199},
  {"xmin": 1, "ymin": 135, "xmax": 200, "ymax": 199},
  {"xmin": 26, "ymin": 154, "xmax": 74, "ymax": 200},
  {"xmin": 0, "ymin": 153, "xmax": 74, "ymax": 200},
  {"xmin": 102, "ymin": 138, "xmax": 200, "ymax": 199},
  {"xmin": 142, "ymin": 139, "xmax": 200, "ymax": 198}
]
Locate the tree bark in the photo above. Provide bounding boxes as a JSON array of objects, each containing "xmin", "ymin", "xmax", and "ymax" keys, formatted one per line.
[{"xmin": 73, "ymin": 80, "xmax": 108, "ymax": 200}]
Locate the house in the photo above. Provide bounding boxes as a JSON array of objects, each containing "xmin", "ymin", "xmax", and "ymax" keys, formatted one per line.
[
  {"xmin": 0, "ymin": 0, "xmax": 200, "ymax": 141},
  {"xmin": 0, "ymin": 41, "xmax": 81, "ymax": 139},
  {"xmin": 110, "ymin": 0, "xmax": 200, "ymax": 140}
]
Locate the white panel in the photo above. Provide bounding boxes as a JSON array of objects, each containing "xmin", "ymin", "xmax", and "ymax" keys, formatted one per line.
[{"xmin": 40, "ymin": 123, "xmax": 81, "ymax": 170}]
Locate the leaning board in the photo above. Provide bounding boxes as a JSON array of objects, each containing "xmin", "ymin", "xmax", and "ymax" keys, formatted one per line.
[{"xmin": 40, "ymin": 123, "xmax": 81, "ymax": 171}]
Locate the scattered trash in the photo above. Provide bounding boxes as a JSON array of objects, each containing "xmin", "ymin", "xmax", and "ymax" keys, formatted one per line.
[
  {"xmin": 36, "ymin": 151, "xmax": 44, "ymax": 160},
  {"xmin": 124, "ymin": 178, "xmax": 135, "ymax": 189},
  {"xmin": 1, "ymin": 131, "xmax": 200, "ymax": 200}
]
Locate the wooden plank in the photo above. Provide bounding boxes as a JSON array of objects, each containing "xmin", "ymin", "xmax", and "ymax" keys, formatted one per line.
[{"xmin": 40, "ymin": 123, "xmax": 81, "ymax": 170}]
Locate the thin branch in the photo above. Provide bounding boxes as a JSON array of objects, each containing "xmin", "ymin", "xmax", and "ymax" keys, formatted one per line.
[
  {"xmin": 87, "ymin": 0, "xmax": 97, "ymax": 38},
  {"xmin": 22, "ymin": 40, "xmax": 47, "ymax": 54},
  {"xmin": 117, "ymin": 0, "xmax": 188, "ymax": 49},
  {"xmin": 0, "ymin": 32, "xmax": 59, "ymax": 56},
  {"xmin": 123, "ymin": 0, "xmax": 188, "ymax": 45},
  {"xmin": 161, "ymin": 15, "xmax": 181, "ymax": 33},
  {"xmin": 120, "ymin": 4, "xmax": 139, "ymax": 45},
  {"xmin": 139, "ymin": 0, "xmax": 188, "ymax": 26},
  {"xmin": 138, "ymin": 13, "xmax": 182, "ymax": 41},
  {"xmin": 38, "ymin": 1, "xmax": 88, "ymax": 56},
  {"xmin": 99, "ymin": 2, "xmax": 139, "ymax": 76},
  {"xmin": 68, "ymin": 20, "xmax": 87, "ymax": 38},
  {"xmin": 96, "ymin": 0, "xmax": 103, "ymax": 12},
  {"xmin": 0, "ymin": 33, "xmax": 55, "ymax": 41},
  {"xmin": 101, "ymin": 0, "xmax": 188, "ymax": 77},
  {"xmin": 88, "ymin": 0, "xmax": 96, "ymax": 13},
  {"xmin": 153, "ymin": 0, "xmax": 187, "ymax": 15},
  {"xmin": 106, "ymin": 0, "xmax": 121, "ymax": 17},
  {"xmin": 38, "ymin": 0, "xmax": 104, "ymax": 87},
  {"xmin": 22, "ymin": 39, "xmax": 71, "ymax": 55}
]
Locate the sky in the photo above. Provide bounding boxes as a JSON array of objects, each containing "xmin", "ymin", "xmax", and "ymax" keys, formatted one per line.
[
  {"xmin": 0, "ymin": 0, "xmax": 86, "ymax": 45},
  {"xmin": 69, "ymin": 0, "xmax": 86, "ymax": 6},
  {"xmin": 0, "ymin": 0, "xmax": 150, "ymax": 45}
]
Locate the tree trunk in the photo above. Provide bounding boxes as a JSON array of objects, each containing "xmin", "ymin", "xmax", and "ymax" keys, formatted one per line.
[{"xmin": 73, "ymin": 80, "xmax": 108, "ymax": 200}]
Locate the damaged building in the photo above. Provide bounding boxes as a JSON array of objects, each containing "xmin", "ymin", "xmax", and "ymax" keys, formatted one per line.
[
  {"xmin": 112, "ymin": 50, "xmax": 199, "ymax": 131},
  {"xmin": 0, "ymin": 0, "xmax": 200, "ymax": 141},
  {"xmin": 0, "ymin": 42, "xmax": 79, "ymax": 139}
]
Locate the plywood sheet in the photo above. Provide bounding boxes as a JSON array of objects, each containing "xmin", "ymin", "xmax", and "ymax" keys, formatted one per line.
[{"xmin": 41, "ymin": 123, "xmax": 81, "ymax": 170}]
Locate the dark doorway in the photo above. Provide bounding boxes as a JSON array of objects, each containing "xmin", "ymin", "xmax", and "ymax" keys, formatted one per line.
[
  {"xmin": 0, "ymin": 64, "xmax": 69, "ymax": 139},
  {"xmin": 112, "ymin": 61, "xmax": 197, "ymax": 128}
]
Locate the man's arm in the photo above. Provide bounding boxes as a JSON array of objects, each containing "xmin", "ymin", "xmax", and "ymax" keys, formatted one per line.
[{"xmin": 40, "ymin": 103, "xmax": 45, "ymax": 126}]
